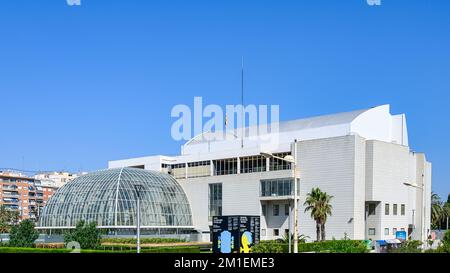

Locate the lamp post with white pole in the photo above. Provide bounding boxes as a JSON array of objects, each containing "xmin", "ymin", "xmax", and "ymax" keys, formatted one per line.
[
  {"xmin": 403, "ymin": 182, "xmax": 426, "ymax": 246},
  {"xmin": 261, "ymin": 141, "xmax": 299, "ymax": 253},
  {"xmin": 134, "ymin": 184, "xmax": 143, "ymax": 254}
]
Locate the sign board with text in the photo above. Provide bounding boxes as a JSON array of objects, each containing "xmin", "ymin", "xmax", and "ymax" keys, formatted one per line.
[{"xmin": 212, "ymin": 215, "xmax": 260, "ymax": 253}]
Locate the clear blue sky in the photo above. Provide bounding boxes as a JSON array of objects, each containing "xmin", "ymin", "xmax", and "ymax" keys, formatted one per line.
[{"xmin": 0, "ymin": 1, "xmax": 448, "ymax": 198}]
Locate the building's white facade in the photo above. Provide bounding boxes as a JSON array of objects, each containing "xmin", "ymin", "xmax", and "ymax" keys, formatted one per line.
[
  {"xmin": 34, "ymin": 172, "xmax": 83, "ymax": 188},
  {"xmin": 109, "ymin": 105, "xmax": 431, "ymax": 242}
]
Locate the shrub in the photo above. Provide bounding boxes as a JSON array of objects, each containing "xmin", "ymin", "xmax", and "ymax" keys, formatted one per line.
[
  {"xmin": 388, "ymin": 240, "xmax": 422, "ymax": 253},
  {"xmin": 64, "ymin": 220, "xmax": 101, "ymax": 250},
  {"xmin": 8, "ymin": 220, "xmax": 39, "ymax": 248},
  {"xmin": 442, "ymin": 230, "xmax": 450, "ymax": 245},
  {"xmin": 101, "ymin": 237, "xmax": 186, "ymax": 244},
  {"xmin": 251, "ymin": 242, "xmax": 285, "ymax": 253}
]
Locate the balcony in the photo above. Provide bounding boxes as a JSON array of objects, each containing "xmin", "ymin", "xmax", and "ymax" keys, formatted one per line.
[
  {"xmin": 2, "ymin": 191, "xmax": 19, "ymax": 198},
  {"xmin": 2, "ymin": 186, "xmax": 18, "ymax": 191},
  {"xmin": 2, "ymin": 198, "xmax": 19, "ymax": 203},
  {"xmin": 260, "ymin": 178, "xmax": 300, "ymax": 201}
]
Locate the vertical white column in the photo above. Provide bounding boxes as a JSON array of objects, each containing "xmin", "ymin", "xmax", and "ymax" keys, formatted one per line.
[{"xmin": 237, "ymin": 157, "xmax": 241, "ymax": 174}]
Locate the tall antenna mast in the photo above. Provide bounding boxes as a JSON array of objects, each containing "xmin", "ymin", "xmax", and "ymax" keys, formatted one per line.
[{"xmin": 241, "ymin": 56, "xmax": 244, "ymax": 149}]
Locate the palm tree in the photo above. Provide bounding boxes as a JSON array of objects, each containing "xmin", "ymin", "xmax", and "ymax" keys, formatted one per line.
[
  {"xmin": 431, "ymin": 192, "xmax": 443, "ymax": 229},
  {"xmin": 304, "ymin": 188, "xmax": 333, "ymax": 241}
]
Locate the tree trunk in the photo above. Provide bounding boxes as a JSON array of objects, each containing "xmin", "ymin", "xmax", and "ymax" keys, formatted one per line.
[
  {"xmin": 316, "ymin": 222, "xmax": 320, "ymax": 242},
  {"xmin": 321, "ymin": 222, "xmax": 326, "ymax": 241}
]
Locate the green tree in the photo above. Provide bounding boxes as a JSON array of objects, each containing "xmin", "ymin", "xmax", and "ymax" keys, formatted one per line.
[
  {"xmin": 0, "ymin": 205, "xmax": 20, "ymax": 244},
  {"xmin": 9, "ymin": 219, "xmax": 39, "ymax": 247},
  {"xmin": 431, "ymin": 192, "xmax": 443, "ymax": 229},
  {"xmin": 64, "ymin": 220, "xmax": 101, "ymax": 250},
  {"xmin": 304, "ymin": 188, "xmax": 333, "ymax": 241}
]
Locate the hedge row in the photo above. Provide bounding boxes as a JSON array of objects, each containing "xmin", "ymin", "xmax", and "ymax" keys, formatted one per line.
[
  {"xmin": 100, "ymin": 238, "xmax": 186, "ymax": 244},
  {"xmin": 0, "ymin": 246, "xmax": 200, "ymax": 254},
  {"xmin": 252, "ymin": 240, "xmax": 369, "ymax": 253}
]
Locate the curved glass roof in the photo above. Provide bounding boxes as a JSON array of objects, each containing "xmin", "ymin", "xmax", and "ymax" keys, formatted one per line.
[{"xmin": 38, "ymin": 168, "xmax": 193, "ymax": 229}]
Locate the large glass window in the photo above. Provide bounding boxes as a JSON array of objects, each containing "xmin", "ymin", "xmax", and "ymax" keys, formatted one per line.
[
  {"xmin": 368, "ymin": 203, "xmax": 376, "ymax": 216},
  {"xmin": 269, "ymin": 152, "xmax": 292, "ymax": 171},
  {"xmin": 187, "ymin": 161, "xmax": 211, "ymax": 178},
  {"xmin": 273, "ymin": 204, "xmax": 279, "ymax": 216},
  {"xmin": 240, "ymin": 155, "xmax": 266, "ymax": 173},
  {"xmin": 213, "ymin": 158, "xmax": 237, "ymax": 176},
  {"xmin": 260, "ymin": 179, "xmax": 298, "ymax": 197},
  {"xmin": 208, "ymin": 183, "xmax": 222, "ymax": 221}
]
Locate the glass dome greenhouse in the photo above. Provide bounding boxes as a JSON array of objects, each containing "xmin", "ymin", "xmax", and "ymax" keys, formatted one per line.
[{"xmin": 38, "ymin": 168, "xmax": 194, "ymax": 232}]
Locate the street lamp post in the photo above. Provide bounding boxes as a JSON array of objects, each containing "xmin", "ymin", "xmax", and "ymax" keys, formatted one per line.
[
  {"xmin": 403, "ymin": 182, "xmax": 426, "ymax": 245},
  {"xmin": 134, "ymin": 185, "xmax": 143, "ymax": 254},
  {"xmin": 261, "ymin": 141, "xmax": 299, "ymax": 253}
]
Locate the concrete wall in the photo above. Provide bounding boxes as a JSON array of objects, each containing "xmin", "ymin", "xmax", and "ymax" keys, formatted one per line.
[{"xmin": 297, "ymin": 135, "xmax": 365, "ymax": 241}]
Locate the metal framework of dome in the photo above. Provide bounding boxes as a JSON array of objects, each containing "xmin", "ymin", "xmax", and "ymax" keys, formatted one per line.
[{"xmin": 38, "ymin": 168, "xmax": 193, "ymax": 230}]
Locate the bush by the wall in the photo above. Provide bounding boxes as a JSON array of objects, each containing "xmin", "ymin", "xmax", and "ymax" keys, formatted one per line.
[
  {"xmin": 388, "ymin": 240, "xmax": 422, "ymax": 253},
  {"xmin": 251, "ymin": 242, "xmax": 286, "ymax": 253},
  {"xmin": 251, "ymin": 240, "xmax": 369, "ymax": 253},
  {"xmin": 64, "ymin": 221, "xmax": 101, "ymax": 250},
  {"xmin": 8, "ymin": 220, "xmax": 39, "ymax": 248},
  {"xmin": 101, "ymin": 237, "xmax": 186, "ymax": 244}
]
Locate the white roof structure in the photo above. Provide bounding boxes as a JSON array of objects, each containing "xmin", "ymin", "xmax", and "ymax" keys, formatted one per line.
[
  {"xmin": 109, "ymin": 104, "xmax": 409, "ymax": 168},
  {"xmin": 181, "ymin": 104, "xmax": 408, "ymax": 156}
]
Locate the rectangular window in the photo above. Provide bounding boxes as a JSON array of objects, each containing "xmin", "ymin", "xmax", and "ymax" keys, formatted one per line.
[
  {"xmin": 208, "ymin": 183, "xmax": 222, "ymax": 221},
  {"xmin": 393, "ymin": 204, "xmax": 398, "ymax": 215},
  {"xmin": 213, "ymin": 158, "xmax": 237, "ymax": 176},
  {"xmin": 285, "ymin": 204, "xmax": 290, "ymax": 216},
  {"xmin": 368, "ymin": 203, "xmax": 376, "ymax": 216},
  {"xmin": 262, "ymin": 204, "xmax": 267, "ymax": 216},
  {"xmin": 369, "ymin": 228, "xmax": 376, "ymax": 236},
  {"xmin": 187, "ymin": 161, "xmax": 211, "ymax": 178},
  {"xmin": 384, "ymin": 228, "xmax": 389, "ymax": 235},
  {"xmin": 273, "ymin": 204, "xmax": 279, "ymax": 216},
  {"xmin": 261, "ymin": 229, "xmax": 266, "ymax": 236},
  {"xmin": 385, "ymin": 203, "xmax": 389, "ymax": 215},
  {"xmin": 240, "ymin": 155, "xmax": 266, "ymax": 173},
  {"xmin": 269, "ymin": 152, "xmax": 292, "ymax": 171},
  {"xmin": 393, "ymin": 228, "xmax": 397, "ymax": 235},
  {"xmin": 260, "ymin": 179, "xmax": 295, "ymax": 197},
  {"xmin": 401, "ymin": 204, "xmax": 405, "ymax": 216},
  {"xmin": 273, "ymin": 229, "xmax": 279, "ymax": 236}
]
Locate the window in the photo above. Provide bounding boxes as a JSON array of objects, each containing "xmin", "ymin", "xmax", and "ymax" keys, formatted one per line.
[
  {"xmin": 240, "ymin": 155, "xmax": 266, "ymax": 173},
  {"xmin": 393, "ymin": 204, "xmax": 398, "ymax": 215},
  {"xmin": 262, "ymin": 204, "xmax": 267, "ymax": 216},
  {"xmin": 393, "ymin": 228, "xmax": 397, "ymax": 235},
  {"xmin": 269, "ymin": 152, "xmax": 292, "ymax": 171},
  {"xmin": 213, "ymin": 158, "xmax": 237, "ymax": 176},
  {"xmin": 401, "ymin": 228, "xmax": 405, "ymax": 231},
  {"xmin": 170, "ymin": 163, "xmax": 187, "ymax": 179},
  {"xmin": 273, "ymin": 204, "xmax": 279, "ymax": 216},
  {"xmin": 285, "ymin": 204, "xmax": 290, "ymax": 216},
  {"xmin": 401, "ymin": 204, "xmax": 405, "ymax": 216},
  {"xmin": 369, "ymin": 228, "xmax": 376, "ymax": 236},
  {"xmin": 384, "ymin": 228, "xmax": 389, "ymax": 235},
  {"xmin": 385, "ymin": 204, "xmax": 389, "ymax": 215},
  {"xmin": 273, "ymin": 229, "xmax": 279, "ymax": 236},
  {"xmin": 187, "ymin": 161, "xmax": 211, "ymax": 178},
  {"xmin": 208, "ymin": 183, "xmax": 222, "ymax": 220},
  {"xmin": 260, "ymin": 179, "xmax": 297, "ymax": 197},
  {"xmin": 284, "ymin": 229, "xmax": 289, "ymax": 237},
  {"xmin": 368, "ymin": 203, "xmax": 376, "ymax": 216}
]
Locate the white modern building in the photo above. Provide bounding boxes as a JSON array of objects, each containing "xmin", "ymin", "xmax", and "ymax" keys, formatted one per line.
[
  {"xmin": 108, "ymin": 105, "xmax": 432, "ymax": 243},
  {"xmin": 34, "ymin": 171, "xmax": 83, "ymax": 188}
]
